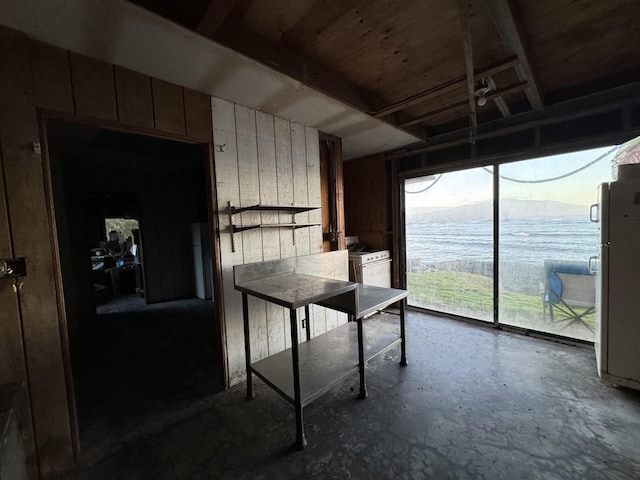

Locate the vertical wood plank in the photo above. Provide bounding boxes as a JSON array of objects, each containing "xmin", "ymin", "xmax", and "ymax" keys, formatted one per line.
[
  {"xmin": 0, "ymin": 29, "xmax": 73, "ymax": 476},
  {"xmin": 235, "ymin": 105, "xmax": 268, "ymax": 361},
  {"xmin": 114, "ymin": 66, "xmax": 154, "ymax": 129},
  {"xmin": 69, "ymin": 52, "xmax": 117, "ymax": 121},
  {"xmin": 274, "ymin": 117, "xmax": 294, "ymax": 347},
  {"xmin": 28, "ymin": 40, "xmax": 74, "ymax": 113},
  {"xmin": 304, "ymin": 126, "xmax": 326, "ymax": 335},
  {"xmin": 256, "ymin": 111, "xmax": 286, "ymax": 354},
  {"xmin": 152, "ymin": 78, "xmax": 186, "ymax": 135},
  {"xmin": 291, "ymin": 122, "xmax": 310, "ymax": 257},
  {"xmin": 0, "ymin": 28, "xmax": 34, "ymax": 110},
  {"xmin": 305, "ymin": 127, "xmax": 322, "ymax": 253},
  {"xmin": 212, "ymin": 97, "xmax": 245, "ymax": 384},
  {"xmin": 184, "ymin": 88, "xmax": 212, "ymax": 141},
  {"xmin": 1, "ymin": 102, "xmax": 73, "ymax": 479}
]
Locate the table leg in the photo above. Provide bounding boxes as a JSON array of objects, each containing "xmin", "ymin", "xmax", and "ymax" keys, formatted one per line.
[
  {"xmin": 305, "ymin": 304, "xmax": 311, "ymax": 342},
  {"xmin": 356, "ymin": 317, "xmax": 368, "ymax": 399},
  {"xmin": 289, "ymin": 308, "xmax": 307, "ymax": 449},
  {"xmin": 242, "ymin": 293, "xmax": 255, "ymax": 400},
  {"xmin": 400, "ymin": 299, "xmax": 408, "ymax": 366}
]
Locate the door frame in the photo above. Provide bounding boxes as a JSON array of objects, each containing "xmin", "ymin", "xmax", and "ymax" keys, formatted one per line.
[
  {"xmin": 319, "ymin": 131, "xmax": 345, "ymax": 251},
  {"xmin": 38, "ymin": 109, "xmax": 227, "ymax": 458}
]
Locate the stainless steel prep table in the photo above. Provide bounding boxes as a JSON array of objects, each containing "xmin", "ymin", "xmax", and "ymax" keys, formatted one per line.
[{"xmin": 234, "ymin": 255, "xmax": 407, "ymax": 450}]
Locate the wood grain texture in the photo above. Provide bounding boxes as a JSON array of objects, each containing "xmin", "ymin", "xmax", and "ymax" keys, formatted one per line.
[
  {"xmin": 0, "ymin": 106, "xmax": 73, "ymax": 476},
  {"xmin": 152, "ymin": 78, "xmax": 186, "ymax": 135},
  {"xmin": 184, "ymin": 88, "xmax": 212, "ymax": 141},
  {"xmin": 305, "ymin": 126, "xmax": 322, "ymax": 253},
  {"xmin": 343, "ymin": 153, "xmax": 388, "ymax": 250},
  {"xmin": 212, "ymin": 97, "xmax": 245, "ymax": 384},
  {"xmin": 291, "ymin": 122, "xmax": 310, "ymax": 257},
  {"xmin": 0, "ymin": 28, "xmax": 34, "ymax": 109},
  {"xmin": 235, "ymin": 104, "xmax": 268, "ymax": 361},
  {"xmin": 114, "ymin": 66, "xmax": 154, "ymax": 129},
  {"xmin": 256, "ymin": 111, "xmax": 286, "ymax": 354},
  {"xmin": 69, "ymin": 52, "xmax": 117, "ymax": 121},
  {"xmin": 29, "ymin": 40, "xmax": 74, "ymax": 113},
  {"xmin": 274, "ymin": 117, "xmax": 294, "ymax": 348}
]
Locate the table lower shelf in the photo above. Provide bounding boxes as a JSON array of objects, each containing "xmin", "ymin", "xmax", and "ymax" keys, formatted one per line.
[{"xmin": 250, "ymin": 320, "xmax": 401, "ymax": 407}]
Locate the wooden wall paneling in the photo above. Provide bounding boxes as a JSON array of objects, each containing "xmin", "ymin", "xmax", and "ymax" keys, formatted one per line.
[
  {"xmin": 343, "ymin": 154, "xmax": 388, "ymax": 250},
  {"xmin": 159, "ymin": 181, "xmax": 179, "ymax": 300},
  {"xmin": 291, "ymin": 123, "xmax": 310, "ymax": 340},
  {"xmin": 0, "ymin": 125, "xmax": 38, "ymax": 480},
  {"xmin": 2, "ymin": 109, "xmax": 73, "ymax": 477},
  {"xmin": 304, "ymin": 126, "xmax": 327, "ymax": 336},
  {"xmin": 139, "ymin": 187, "xmax": 163, "ymax": 304},
  {"xmin": 256, "ymin": 111, "xmax": 286, "ymax": 354},
  {"xmin": 212, "ymin": 97, "xmax": 245, "ymax": 384},
  {"xmin": 235, "ymin": 105, "xmax": 268, "ymax": 361},
  {"xmin": 274, "ymin": 117, "xmax": 295, "ymax": 347},
  {"xmin": 291, "ymin": 123, "xmax": 311, "ymax": 256},
  {"xmin": 0, "ymin": 28, "xmax": 31, "ymax": 386},
  {"xmin": 0, "ymin": 28, "xmax": 34, "ymax": 109},
  {"xmin": 184, "ymin": 88, "xmax": 213, "ymax": 141},
  {"xmin": 114, "ymin": 66, "xmax": 154, "ymax": 129},
  {"xmin": 69, "ymin": 52, "xmax": 117, "ymax": 122},
  {"xmin": 151, "ymin": 78, "xmax": 186, "ymax": 136},
  {"xmin": 28, "ymin": 40, "xmax": 74, "ymax": 113},
  {"xmin": 0, "ymin": 30, "xmax": 73, "ymax": 476},
  {"xmin": 305, "ymin": 127, "xmax": 322, "ymax": 254}
]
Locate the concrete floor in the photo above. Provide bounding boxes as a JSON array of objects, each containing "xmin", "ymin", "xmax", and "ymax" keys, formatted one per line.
[{"xmin": 63, "ymin": 311, "xmax": 640, "ymax": 480}]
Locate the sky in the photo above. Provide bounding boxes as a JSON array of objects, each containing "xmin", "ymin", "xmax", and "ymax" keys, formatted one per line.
[{"xmin": 404, "ymin": 145, "xmax": 618, "ymax": 209}]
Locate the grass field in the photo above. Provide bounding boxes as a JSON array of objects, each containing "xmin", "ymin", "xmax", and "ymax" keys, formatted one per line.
[{"xmin": 407, "ymin": 270, "xmax": 595, "ymax": 332}]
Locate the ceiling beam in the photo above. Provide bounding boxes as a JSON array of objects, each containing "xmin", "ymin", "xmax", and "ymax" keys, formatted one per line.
[
  {"xmin": 386, "ymin": 82, "xmax": 640, "ymax": 160},
  {"xmin": 397, "ymin": 81, "xmax": 527, "ymax": 128},
  {"xmin": 486, "ymin": 75, "xmax": 511, "ymax": 117},
  {"xmin": 212, "ymin": 22, "xmax": 377, "ymax": 114},
  {"xmin": 371, "ymin": 56, "xmax": 519, "ymax": 118},
  {"xmin": 457, "ymin": 0, "xmax": 478, "ymax": 141},
  {"xmin": 487, "ymin": 0, "xmax": 543, "ymax": 110},
  {"xmin": 195, "ymin": 0, "xmax": 242, "ymax": 36}
]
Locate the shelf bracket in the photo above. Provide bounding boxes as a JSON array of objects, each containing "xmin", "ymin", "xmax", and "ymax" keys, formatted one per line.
[{"xmin": 228, "ymin": 201, "xmax": 237, "ymax": 253}]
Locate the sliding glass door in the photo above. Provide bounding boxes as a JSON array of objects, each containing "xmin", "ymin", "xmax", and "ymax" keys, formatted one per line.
[
  {"xmin": 404, "ymin": 145, "xmax": 615, "ymax": 341},
  {"xmin": 405, "ymin": 167, "xmax": 494, "ymax": 322},
  {"xmin": 498, "ymin": 147, "xmax": 614, "ymax": 341}
]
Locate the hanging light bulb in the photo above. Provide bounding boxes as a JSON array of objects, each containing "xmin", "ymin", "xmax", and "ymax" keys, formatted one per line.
[{"xmin": 475, "ymin": 78, "xmax": 491, "ymax": 107}]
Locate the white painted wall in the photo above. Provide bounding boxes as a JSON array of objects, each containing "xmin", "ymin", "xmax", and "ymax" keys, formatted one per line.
[{"xmin": 212, "ymin": 97, "xmax": 346, "ymax": 385}]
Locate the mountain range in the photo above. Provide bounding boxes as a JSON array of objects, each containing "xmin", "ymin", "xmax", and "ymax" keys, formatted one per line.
[{"xmin": 406, "ymin": 198, "xmax": 590, "ymax": 222}]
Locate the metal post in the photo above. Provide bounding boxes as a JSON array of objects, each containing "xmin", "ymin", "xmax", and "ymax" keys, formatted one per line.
[
  {"xmin": 242, "ymin": 293, "xmax": 255, "ymax": 399},
  {"xmin": 305, "ymin": 304, "xmax": 311, "ymax": 341},
  {"xmin": 289, "ymin": 308, "xmax": 307, "ymax": 449},
  {"xmin": 400, "ymin": 299, "xmax": 408, "ymax": 366},
  {"xmin": 357, "ymin": 317, "xmax": 368, "ymax": 399}
]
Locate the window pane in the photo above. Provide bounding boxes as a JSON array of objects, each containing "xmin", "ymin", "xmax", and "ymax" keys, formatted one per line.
[
  {"xmin": 498, "ymin": 146, "xmax": 615, "ymax": 341},
  {"xmin": 405, "ymin": 167, "xmax": 494, "ymax": 322}
]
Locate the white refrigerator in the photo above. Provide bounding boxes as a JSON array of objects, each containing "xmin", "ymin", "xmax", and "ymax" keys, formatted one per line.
[{"xmin": 594, "ymin": 179, "xmax": 640, "ymax": 390}]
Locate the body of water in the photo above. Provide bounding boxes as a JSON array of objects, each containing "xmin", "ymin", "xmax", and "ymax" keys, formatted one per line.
[{"xmin": 406, "ymin": 215, "xmax": 599, "ymax": 266}]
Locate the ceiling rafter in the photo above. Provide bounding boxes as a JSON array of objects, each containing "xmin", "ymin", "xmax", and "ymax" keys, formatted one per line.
[
  {"xmin": 212, "ymin": 22, "xmax": 380, "ymax": 115},
  {"xmin": 371, "ymin": 56, "xmax": 519, "ymax": 119},
  {"xmin": 397, "ymin": 80, "xmax": 527, "ymax": 128},
  {"xmin": 195, "ymin": 0, "xmax": 242, "ymax": 36},
  {"xmin": 487, "ymin": 0, "xmax": 543, "ymax": 110},
  {"xmin": 486, "ymin": 75, "xmax": 511, "ymax": 117},
  {"xmin": 457, "ymin": 0, "xmax": 478, "ymax": 140}
]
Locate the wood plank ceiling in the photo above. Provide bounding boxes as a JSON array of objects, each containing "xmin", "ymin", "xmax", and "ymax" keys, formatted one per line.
[{"xmin": 128, "ymin": 0, "xmax": 640, "ymax": 143}]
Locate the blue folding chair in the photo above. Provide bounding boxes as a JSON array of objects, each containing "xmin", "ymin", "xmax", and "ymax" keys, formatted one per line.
[{"xmin": 542, "ymin": 260, "xmax": 595, "ymax": 331}]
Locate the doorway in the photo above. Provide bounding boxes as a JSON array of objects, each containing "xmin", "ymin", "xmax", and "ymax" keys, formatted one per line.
[{"xmin": 45, "ymin": 119, "xmax": 224, "ymax": 462}]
